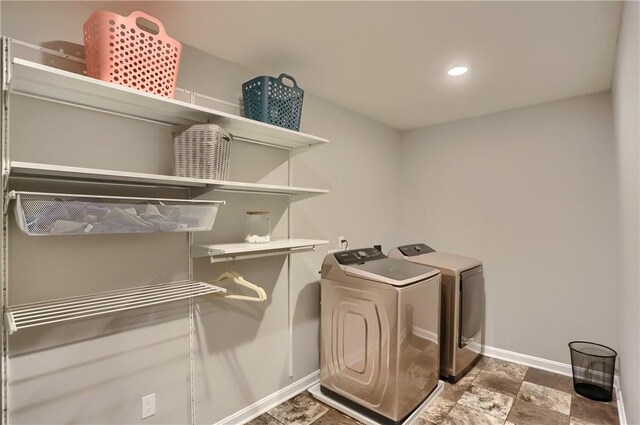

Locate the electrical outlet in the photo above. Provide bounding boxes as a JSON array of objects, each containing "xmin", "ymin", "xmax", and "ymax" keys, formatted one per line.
[
  {"xmin": 328, "ymin": 236, "xmax": 348, "ymax": 254},
  {"xmin": 338, "ymin": 235, "xmax": 348, "ymax": 251},
  {"xmin": 142, "ymin": 393, "xmax": 156, "ymax": 419}
]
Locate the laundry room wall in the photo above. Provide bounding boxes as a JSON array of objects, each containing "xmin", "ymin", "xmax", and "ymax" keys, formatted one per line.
[
  {"xmin": 398, "ymin": 92, "xmax": 618, "ymax": 365},
  {"xmin": 0, "ymin": 1, "xmax": 402, "ymax": 424},
  {"xmin": 612, "ymin": 1, "xmax": 640, "ymax": 423}
]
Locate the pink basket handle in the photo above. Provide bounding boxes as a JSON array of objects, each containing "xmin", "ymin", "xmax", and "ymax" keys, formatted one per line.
[{"xmin": 127, "ymin": 11, "xmax": 167, "ymax": 36}]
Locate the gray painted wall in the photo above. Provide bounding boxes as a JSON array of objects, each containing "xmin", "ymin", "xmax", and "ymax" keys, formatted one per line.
[
  {"xmin": 399, "ymin": 92, "xmax": 618, "ymax": 365},
  {"xmin": 1, "ymin": 1, "xmax": 636, "ymax": 424},
  {"xmin": 612, "ymin": 1, "xmax": 640, "ymax": 423},
  {"xmin": 1, "ymin": 2, "xmax": 402, "ymax": 424}
]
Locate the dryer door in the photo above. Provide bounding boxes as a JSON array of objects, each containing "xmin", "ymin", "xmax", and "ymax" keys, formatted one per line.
[{"xmin": 459, "ymin": 266, "xmax": 484, "ymax": 348}]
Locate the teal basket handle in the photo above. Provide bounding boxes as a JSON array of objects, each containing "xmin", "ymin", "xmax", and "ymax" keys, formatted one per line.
[{"xmin": 278, "ymin": 74, "xmax": 299, "ymax": 88}]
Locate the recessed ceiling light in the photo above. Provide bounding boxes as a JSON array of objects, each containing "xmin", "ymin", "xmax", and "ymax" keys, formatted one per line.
[{"xmin": 448, "ymin": 66, "xmax": 469, "ymax": 77}]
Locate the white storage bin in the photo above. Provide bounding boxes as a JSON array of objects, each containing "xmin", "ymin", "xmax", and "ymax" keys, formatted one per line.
[{"xmin": 12, "ymin": 191, "xmax": 224, "ymax": 236}]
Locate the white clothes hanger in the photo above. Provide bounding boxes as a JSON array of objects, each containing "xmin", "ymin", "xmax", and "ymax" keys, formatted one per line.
[{"xmin": 209, "ymin": 271, "xmax": 267, "ymax": 302}]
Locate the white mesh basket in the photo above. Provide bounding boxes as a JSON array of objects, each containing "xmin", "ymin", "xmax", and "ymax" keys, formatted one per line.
[
  {"xmin": 12, "ymin": 191, "xmax": 224, "ymax": 236},
  {"xmin": 172, "ymin": 124, "xmax": 232, "ymax": 180}
]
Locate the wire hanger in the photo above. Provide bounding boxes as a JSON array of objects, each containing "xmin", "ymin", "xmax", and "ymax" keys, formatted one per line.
[{"xmin": 208, "ymin": 271, "xmax": 267, "ymax": 302}]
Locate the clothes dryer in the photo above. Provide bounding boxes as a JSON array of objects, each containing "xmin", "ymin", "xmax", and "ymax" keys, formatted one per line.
[{"xmin": 389, "ymin": 244, "xmax": 484, "ymax": 383}]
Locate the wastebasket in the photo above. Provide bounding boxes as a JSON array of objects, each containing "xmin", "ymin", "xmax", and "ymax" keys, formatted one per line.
[{"xmin": 568, "ymin": 341, "xmax": 617, "ymax": 402}]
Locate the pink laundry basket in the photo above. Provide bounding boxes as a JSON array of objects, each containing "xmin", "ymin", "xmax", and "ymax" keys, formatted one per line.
[{"xmin": 83, "ymin": 10, "xmax": 182, "ymax": 98}]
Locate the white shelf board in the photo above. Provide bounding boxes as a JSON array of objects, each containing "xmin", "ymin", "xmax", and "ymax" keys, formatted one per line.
[
  {"xmin": 11, "ymin": 161, "xmax": 208, "ymax": 187},
  {"xmin": 192, "ymin": 238, "xmax": 329, "ymax": 261},
  {"xmin": 5, "ymin": 280, "xmax": 225, "ymax": 334},
  {"xmin": 10, "ymin": 161, "xmax": 329, "ymax": 197},
  {"xmin": 215, "ymin": 181, "xmax": 328, "ymax": 196},
  {"xmin": 8, "ymin": 58, "xmax": 329, "ymax": 150}
]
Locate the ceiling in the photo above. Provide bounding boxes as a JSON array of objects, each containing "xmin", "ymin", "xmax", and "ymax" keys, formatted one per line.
[{"xmin": 84, "ymin": 2, "xmax": 626, "ymax": 130}]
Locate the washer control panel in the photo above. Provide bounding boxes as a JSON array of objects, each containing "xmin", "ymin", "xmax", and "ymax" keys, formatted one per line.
[
  {"xmin": 334, "ymin": 248, "xmax": 385, "ymax": 265},
  {"xmin": 397, "ymin": 243, "xmax": 435, "ymax": 257}
]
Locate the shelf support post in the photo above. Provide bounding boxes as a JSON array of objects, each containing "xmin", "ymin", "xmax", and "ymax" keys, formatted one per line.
[
  {"xmin": 287, "ymin": 149, "xmax": 294, "ymax": 379},
  {"xmin": 187, "ymin": 189, "xmax": 196, "ymax": 425},
  {"xmin": 1, "ymin": 36, "xmax": 11, "ymax": 425}
]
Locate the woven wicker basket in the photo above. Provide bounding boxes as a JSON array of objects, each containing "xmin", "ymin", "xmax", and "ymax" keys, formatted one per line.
[{"xmin": 172, "ymin": 124, "xmax": 231, "ymax": 180}]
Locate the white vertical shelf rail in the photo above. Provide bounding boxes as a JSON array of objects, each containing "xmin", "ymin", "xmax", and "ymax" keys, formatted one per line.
[
  {"xmin": 1, "ymin": 36, "xmax": 11, "ymax": 425},
  {"xmin": 287, "ymin": 149, "xmax": 294, "ymax": 378},
  {"xmin": 188, "ymin": 198, "xmax": 197, "ymax": 425}
]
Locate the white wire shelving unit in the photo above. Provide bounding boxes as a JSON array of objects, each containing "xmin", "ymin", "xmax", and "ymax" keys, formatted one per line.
[
  {"xmin": 5, "ymin": 280, "xmax": 226, "ymax": 334},
  {"xmin": 1, "ymin": 38, "xmax": 331, "ymax": 421}
]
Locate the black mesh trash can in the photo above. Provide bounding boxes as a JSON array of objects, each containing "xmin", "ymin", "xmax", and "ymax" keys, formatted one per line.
[{"xmin": 568, "ymin": 341, "xmax": 617, "ymax": 402}]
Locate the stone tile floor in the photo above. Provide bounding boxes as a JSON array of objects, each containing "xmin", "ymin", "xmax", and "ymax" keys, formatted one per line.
[{"xmin": 247, "ymin": 357, "xmax": 619, "ymax": 425}]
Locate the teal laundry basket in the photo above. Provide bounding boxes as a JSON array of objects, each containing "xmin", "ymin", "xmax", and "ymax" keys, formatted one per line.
[{"xmin": 242, "ymin": 74, "xmax": 304, "ymax": 131}]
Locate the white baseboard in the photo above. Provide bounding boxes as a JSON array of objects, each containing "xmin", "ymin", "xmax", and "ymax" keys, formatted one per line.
[
  {"xmin": 614, "ymin": 376, "xmax": 627, "ymax": 425},
  {"xmin": 482, "ymin": 345, "xmax": 573, "ymax": 377},
  {"xmin": 482, "ymin": 345, "xmax": 626, "ymax": 425},
  {"xmin": 214, "ymin": 370, "xmax": 320, "ymax": 425}
]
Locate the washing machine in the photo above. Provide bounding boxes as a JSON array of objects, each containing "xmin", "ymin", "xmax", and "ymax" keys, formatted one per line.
[
  {"xmin": 389, "ymin": 243, "xmax": 484, "ymax": 383},
  {"xmin": 320, "ymin": 247, "xmax": 441, "ymax": 424}
]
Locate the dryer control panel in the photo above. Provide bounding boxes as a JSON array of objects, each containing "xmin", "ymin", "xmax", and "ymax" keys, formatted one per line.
[
  {"xmin": 397, "ymin": 243, "xmax": 435, "ymax": 257},
  {"xmin": 334, "ymin": 248, "xmax": 386, "ymax": 265}
]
